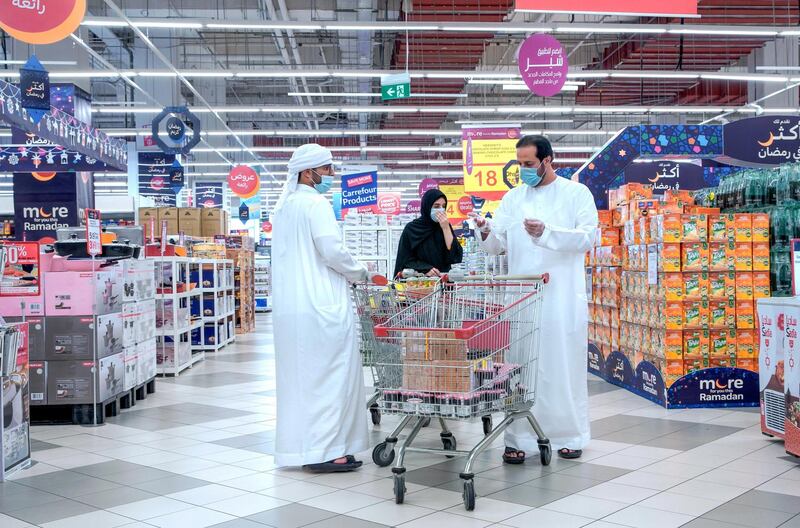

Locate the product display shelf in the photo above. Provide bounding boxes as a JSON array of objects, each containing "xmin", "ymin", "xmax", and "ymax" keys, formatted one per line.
[
  {"xmin": 153, "ymin": 257, "xmax": 204, "ymax": 376},
  {"xmin": 342, "ymin": 223, "xmax": 405, "ymax": 277},
  {"xmin": 227, "ymin": 249, "xmax": 256, "ymax": 334},
  {"xmin": 255, "ymin": 254, "xmax": 271, "ymax": 313},
  {"xmin": 0, "ymin": 322, "xmax": 31, "ymax": 481},
  {"xmin": 191, "ymin": 259, "xmax": 237, "ymax": 351}
]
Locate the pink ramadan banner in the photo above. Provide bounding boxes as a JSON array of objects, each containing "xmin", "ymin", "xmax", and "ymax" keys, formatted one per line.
[{"xmin": 518, "ymin": 34, "xmax": 568, "ymax": 98}]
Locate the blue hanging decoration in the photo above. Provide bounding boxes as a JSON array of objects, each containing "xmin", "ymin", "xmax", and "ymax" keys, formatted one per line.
[
  {"xmin": 151, "ymin": 106, "xmax": 201, "ymax": 155},
  {"xmin": 19, "ymin": 55, "xmax": 50, "ymax": 125},
  {"xmin": 238, "ymin": 202, "xmax": 250, "ymax": 224},
  {"xmin": 169, "ymin": 160, "xmax": 185, "ymax": 194}
]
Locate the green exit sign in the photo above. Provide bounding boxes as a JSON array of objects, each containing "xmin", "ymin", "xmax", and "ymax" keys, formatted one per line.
[{"xmin": 381, "ymin": 73, "xmax": 411, "ymax": 101}]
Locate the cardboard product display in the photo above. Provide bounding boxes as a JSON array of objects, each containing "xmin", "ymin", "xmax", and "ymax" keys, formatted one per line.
[
  {"xmin": 123, "ymin": 346, "xmax": 138, "ymax": 392},
  {"xmin": 201, "ymin": 208, "xmax": 226, "ymax": 237},
  {"xmin": 43, "ymin": 270, "xmax": 123, "ymax": 316},
  {"xmin": 757, "ymin": 298, "xmax": 787, "ymax": 439},
  {"xmin": 0, "ymin": 293, "xmax": 45, "ymax": 317},
  {"xmin": 29, "ymin": 361, "xmax": 47, "ymax": 406},
  {"xmin": 178, "ymin": 208, "xmax": 202, "ymax": 238},
  {"xmin": 138, "ymin": 208, "xmax": 158, "ymax": 232},
  {"xmin": 43, "ymin": 313, "xmax": 123, "ymax": 361},
  {"xmin": 121, "ymin": 259, "xmax": 156, "ymax": 303},
  {"xmin": 783, "ymin": 298, "xmax": 800, "ymax": 457},
  {"xmin": 4, "ymin": 317, "xmax": 44, "ymax": 361},
  {"xmin": 137, "ymin": 339, "xmax": 157, "ymax": 385},
  {"xmin": 157, "ymin": 207, "xmax": 180, "ymax": 235},
  {"xmin": 122, "ymin": 299, "xmax": 156, "ymax": 346},
  {"xmin": 47, "ymin": 352, "xmax": 125, "ymax": 405}
]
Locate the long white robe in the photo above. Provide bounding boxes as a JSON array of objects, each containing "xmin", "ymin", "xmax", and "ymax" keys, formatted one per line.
[
  {"xmin": 272, "ymin": 185, "xmax": 369, "ymax": 466},
  {"xmin": 479, "ymin": 176, "xmax": 598, "ymax": 451}
]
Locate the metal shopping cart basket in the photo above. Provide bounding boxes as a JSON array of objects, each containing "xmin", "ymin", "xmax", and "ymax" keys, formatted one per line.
[
  {"xmin": 370, "ymin": 275, "xmax": 549, "ymax": 511},
  {"xmin": 352, "ymin": 277, "xmax": 443, "ymax": 425}
]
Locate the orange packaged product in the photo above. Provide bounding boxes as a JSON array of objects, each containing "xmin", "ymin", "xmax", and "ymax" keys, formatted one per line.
[
  {"xmin": 752, "ymin": 242, "xmax": 770, "ymax": 271},
  {"xmin": 710, "ymin": 329, "xmax": 737, "ymax": 358},
  {"xmin": 683, "ymin": 272, "xmax": 708, "ymax": 300},
  {"xmin": 664, "ymin": 273, "xmax": 684, "ymax": 301},
  {"xmin": 736, "ymin": 329, "xmax": 757, "ymax": 358},
  {"xmin": 665, "ymin": 189, "xmax": 695, "ymax": 204},
  {"xmin": 684, "ymin": 329, "xmax": 710, "ymax": 359},
  {"xmin": 597, "ymin": 210, "xmax": 613, "ymax": 228},
  {"xmin": 752, "ymin": 213, "xmax": 770, "ymax": 242},
  {"xmin": 632, "ymin": 200, "xmax": 659, "ymax": 220},
  {"xmin": 682, "ymin": 214, "xmax": 707, "ymax": 242},
  {"xmin": 736, "ymin": 272, "xmax": 753, "ymax": 300},
  {"xmin": 666, "ymin": 358, "xmax": 684, "ymax": 375},
  {"xmin": 753, "ymin": 272, "xmax": 771, "ymax": 299},
  {"xmin": 734, "ymin": 213, "xmax": 752, "ymax": 242},
  {"xmin": 665, "ymin": 330, "xmax": 684, "ymax": 359},
  {"xmin": 708, "ymin": 215, "xmax": 730, "ymax": 242},
  {"xmin": 684, "ymin": 299, "xmax": 709, "ymax": 328},
  {"xmin": 734, "ymin": 242, "xmax": 753, "ymax": 271},
  {"xmin": 736, "ymin": 300, "xmax": 755, "ymax": 329},
  {"xmin": 662, "ymin": 214, "xmax": 683, "ymax": 243},
  {"xmin": 665, "ymin": 301, "xmax": 684, "ymax": 330},
  {"xmin": 709, "ymin": 299, "xmax": 736, "ymax": 329},
  {"xmin": 623, "ymin": 183, "xmax": 653, "ymax": 201},
  {"xmin": 600, "ymin": 227, "xmax": 621, "ymax": 246},
  {"xmin": 660, "ymin": 202, "xmax": 685, "ymax": 215},
  {"xmin": 682, "ymin": 242, "xmax": 709, "ymax": 272},
  {"xmin": 709, "ymin": 242, "xmax": 734, "ymax": 272},
  {"xmin": 737, "ymin": 358, "xmax": 758, "ymax": 372},
  {"xmin": 662, "ymin": 243, "xmax": 682, "ymax": 272},
  {"xmin": 612, "ymin": 206, "xmax": 627, "ymax": 227},
  {"xmin": 710, "ymin": 357, "xmax": 736, "ymax": 369}
]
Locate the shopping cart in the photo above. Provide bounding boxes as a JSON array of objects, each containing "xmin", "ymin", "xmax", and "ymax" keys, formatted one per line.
[
  {"xmin": 352, "ymin": 276, "xmax": 443, "ymax": 425},
  {"xmin": 370, "ymin": 275, "xmax": 549, "ymax": 511}
]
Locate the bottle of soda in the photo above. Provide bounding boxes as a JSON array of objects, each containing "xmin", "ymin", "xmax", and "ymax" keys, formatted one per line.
[
  {"xmin": 777, "ymin": 164, "xmax": 792, "ymax": 204},
  {"xmin": 745, "ymin": 170, "xmax": 766, "ymax": 208},
  {"xmin": 770, "ymin": 206, "xmax": 791, "ymax": 246},
  {"xmin": 791, "ymin": 164, "xmax": 800, "ymax": 203},
  {"xmin": 766, "ymin": 169, "xmax": 779, "ymax": 205}
]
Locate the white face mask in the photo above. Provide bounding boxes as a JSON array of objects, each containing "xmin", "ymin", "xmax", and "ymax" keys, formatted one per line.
[{"xmin": 430, "ymin": 207, "xmax": 446, "ymax": 222}]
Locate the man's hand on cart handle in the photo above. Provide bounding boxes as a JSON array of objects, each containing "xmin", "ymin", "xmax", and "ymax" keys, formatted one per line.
[{"xmin": 425, "ymin": 268, "xmax": 441, "ymax": 277}]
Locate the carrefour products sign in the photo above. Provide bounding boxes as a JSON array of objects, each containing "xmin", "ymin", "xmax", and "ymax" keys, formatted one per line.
[{"xmin": 341, "ymin": 171, "xmax": 378, "ymax": 209}]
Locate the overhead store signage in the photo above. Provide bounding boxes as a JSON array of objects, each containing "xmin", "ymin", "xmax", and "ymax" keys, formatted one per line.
[
  {"xmin": 0, "ymin": 242, "xmax": 40, "ymax": 296},
  {"xmin": 341, "ymin": 171, "xmax": 378, "ymax": 209},
  {"xmin": 514, "ymin": 0, "xmax": 697, "ymax": 16},
  {"xmin": 462, "ymin": 125, "xmax": 521, "ymax": 199},
  {"xmin": 19, "ymin": 56, "xmax": 49, "ymax": 125},
  {"xmin": 227, "ymin": 165, "xmax": 260, "ymax": 198},
  {"xmin": 381, "ymin": 72, "xmax": 411, "ymax": 101},
  {"xmin": 169, "ymin": 160, "xmax": 185, "ymax": 194},
  {"xmin": 0, "ymin": 0, "xmax": 86, "ymax": 45},
  {"xmin": 0, "ymin": 79, "xmax": 127, "ymax": 170},
  {"xmin": 406, "ymin": 199, "xmax": 421, "ymax": 214},
  {"xmin": 4, "ymin": 129, "xmax": 110, "ymax": 172},
  {"xmin": 151, "ymin": 106, "xmax": 201, "ymax": 155},
  {"xmin": 138, "ymin": 152, "xmax": 177, "ymax": 207},
  {"xmin": 195, "ymin": 182, "xmax": 224, "ymax": 208},
  {"xmin": 376, "ymin": 193, "xmax": 401, "ymax": 215},
  {"xmin": 722, "ymin": 116, "xmax": 800, "ymax": 167},
  {"xmin": 518, "ymin": 34, "xmax": 568, "ymax": 97},
  {"xmin": 624, "ymin": 161, "xmax": 707, "ymax": 194},
  {"xmin": 238, "ymin": 203, "xmax": 250, "ymax": 224},
  {"xmin": 437, "ymin": 178, "xmax": 471, "ymax": 222},
  {"xmin": 13, "ymin": 173, "xmax": 80, "ymax": 242}
]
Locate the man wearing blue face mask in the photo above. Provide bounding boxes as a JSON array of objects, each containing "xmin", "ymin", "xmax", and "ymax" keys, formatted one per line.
[
  {"xmin": 470, "ymin": 135, "xmax": 598, "ymax": 462},
  {"xmin": 272, "ymin": 143, "xmax": 384, "ymax": 473}
]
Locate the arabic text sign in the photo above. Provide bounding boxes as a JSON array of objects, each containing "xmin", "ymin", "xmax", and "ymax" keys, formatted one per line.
[
  {"xmin": 624, "ymin": 161, "xmax": 706, "ymax": 194},
  {"xmin": 0, "ymin": 0, "xmax": 86, "ymax": 45},
  {"xmin": 462, "ymin": 125, "xmax": 521, "ymax": 198},
  {"xmin": 518, "ymin": 34, "xmax": 568, "ymax": 97},
  {"xmin": 439, "ymin": 181, "xmax": 469, "ymax": 222},
  {"xmin": 515, "ymin": 0, "xmax": 696, "ymax": 16},
  {"xmin": 195, "ymin": 182, "xmax": 224, "ymax": 208},
  {"xmin": 341, "ymin": 171, "xmax": 378, "ymax": 209},
  {"xmin": 723, "ymin": 116, "xmax": 800, "ymax": 167},
  {"xmin": 19, "ymin": 56, "xmax": 49, "ymax": 124},
  {"xmin": 138, "ymin": 152, "xmax": 177, "ymax": 207},
  {"xmin": 227, "ymin": 165, "xmax": 260, "ymax": 198},
  {"xmin": 0, "ymin": 242, "xmax": 40, "ymax": 296},
  {"xmin": 84, "ymin": 208, "xmax": 101, "ymax": 257}
]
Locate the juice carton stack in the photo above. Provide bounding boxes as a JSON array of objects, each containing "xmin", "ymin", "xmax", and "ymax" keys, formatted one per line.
[
  {"xmin": 588, "ymin": 183, "xmax": 770, "ymax": 388},
  {"xmin": 586, "ymin": 209, "xmax": 622, "ymax": 363}
]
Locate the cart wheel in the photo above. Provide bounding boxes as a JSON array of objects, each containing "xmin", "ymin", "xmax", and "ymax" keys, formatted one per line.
[
  {"xmin": 539, "ymin": 443, "xmax": 552, "ymax": 466},
  {"xmin": 370, "ymin": 405, "xmax": 381, "ymax": 425},
  {"xmin": 372, "ymin": 442, "xmax": 395, "ymax": 467},
  {"xmin": 462, "ymin": 480, "xmax": 476, "ymax": 511},
  {"xmin": 482, "ymin": 415, "xmax": 493, "ymax": 436},
  {"xmin": 442, "ymin": 434, "xmax": 457, "ymax": 458},
  {"xmin": 394, "ymin": 474, "xmax": 406, "ymax": 504},
  {"xmin": 421, "ymin": 417, "xmax": 431, "ymax": 427}
]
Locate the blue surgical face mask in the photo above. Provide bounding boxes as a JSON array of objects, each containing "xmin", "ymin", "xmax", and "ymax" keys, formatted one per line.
[
  {"xmin": 430, "ymin": 207, "xmax": 446, "ymax": 222},
  {"xmin": 312, "ymin": 171, "xmax": 334, "ymax": 194},
  {"xmin": 520, "ymin": 166, "xmax": 543, "ymax": 187}
]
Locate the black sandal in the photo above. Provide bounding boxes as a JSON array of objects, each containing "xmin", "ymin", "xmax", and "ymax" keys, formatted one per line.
[
  {"xmin": 558, "ymin": 448, "xmax": 582, "ymax": 459},
  {"xmin": 502, "ymin": 447, "xmax": 526, "ymax": 465},
  {"xmin": 303, "ymin": 455, "xmax": 363, "ymax": 473}
]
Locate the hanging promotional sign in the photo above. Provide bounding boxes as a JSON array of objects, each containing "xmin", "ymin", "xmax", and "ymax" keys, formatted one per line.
[
  {"xmin": 12, "ymin": 173, "xmax": 80, "ymax": 242},
  {"xmin": 514, "ymin": 0, "xmax": 696, "ymax": 16},
  {"xmin": 518, "ymin": 34, "xmax": 568, "ymax": 97},
  {"xmin": 438, "ymin": 179, "xmax": 470, "ymax": 222},
  {"xmin": 84, "ymin": 208, "xmax": 101, "ymax": 257},
  {"xmin": 341, "ymin": 170, "xmax": 378, "ymax": 209},
  {"xmin": 138, "ymin": 153, "xmax": 177, "ymax": 207},
  {"xmin": 3, "ymin": 132, "xmax": 109, "ymax": 172},
  {"xmin": 238, "ymin": 203, "xmax": 250, "ymax": 224},
  {"xmin": 462, "ymin": 125, "xmax": 521, "ymax": 198},
  {"xmin": 150, "ymin": 106, "xmax": 201, "ymax": 155},
  {"xmin": 0, "ymin": 0, "xmax": 86, "ymax": 45},
  {"xmin": 624, "ymin": 161, "xmax": 707, "ymax": 194},
  {"xmin": 406, "ymin": 199, "xmax": 421, "ymax": 215},
  {"xmin": 722, "ymin": 116, "xmax": 800, "ymax": 167},
  {"xmin": 195, "ymin": 182, "xmax": 224, "ymax": 208},
  {"xmin": 0, "ymin": 242, "xmax": 40, "ymax": 296},
  {"xmin": 168, "ymin": 160, "xmax": 185, "ymax": 194},
  {"xmin": 418, "ymin": 178, "xmax": 439, "ymax": 197},
  {"xmin": 227, "ymin": 165, "xmax": 260, "ymax": 199},
  {"xmin": 376, "ymin": 193, "xmax": 402, "ymax": 215},
  {"xmin": 19, "ymin": 56, "xmax": 49, "ymax": 125},
  {"xmin": 793, "ymin": 239, "xmax": 800, "ymax": 297}
]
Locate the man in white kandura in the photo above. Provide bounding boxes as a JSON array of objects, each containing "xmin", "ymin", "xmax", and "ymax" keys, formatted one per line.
[
  {"xmin": 471, "ymin": 135, "xmax": 598, "ymax": 462},
  {"xmin": 272, "ymin": 143, "xmax": 377, "ymax": 472}
]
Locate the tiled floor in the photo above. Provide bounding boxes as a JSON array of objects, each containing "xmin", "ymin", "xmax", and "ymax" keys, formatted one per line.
[{"xmin": 4, "ymin": 315, "xmax": 800, "ymax": 527}]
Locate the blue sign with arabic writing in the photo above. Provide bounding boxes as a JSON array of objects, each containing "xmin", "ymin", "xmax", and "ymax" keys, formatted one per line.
[
  {"xmin": 723, "ymin": 115, "xmax": 800, "ymax": 167},
  {"xmin": 195, "ymin": 182, "xmax": 224, "ymax": 208},
  {"xmin": 19, "ymin": 56, "xmax": 49, "ymax": 125},
  {"xmin": 624, "ymin": 161, "xmax": 707, "ymax": 194}
]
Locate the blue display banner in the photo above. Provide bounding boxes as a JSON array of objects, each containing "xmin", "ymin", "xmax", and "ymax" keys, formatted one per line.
[
  {"xmin": 138, "ymin": 152, "xmax": 177, "ymax": 207},
  {"xmin": 195, "ymin": 181, "xmax": 224, "ymax": 208},
  {"xmin": 169, "ymin": 160, "xmax": 185, "ymax": 194},
  {"xmin": 667, "ymin": 368, "xmax": 759, "ymax": 408},
  {"xmin": 341, "ymin": 171, "xmax": 378, "ymax": 209},
  {"xmin": 13, "ymin": 172, "xmax": 81, "ymax": 242},
  {"xmin": 587, "ymin": 342, "xmax": 604, "ymax": 376},
  {"xmin": 238, "ymin": 203, "xmax": 250, "ymax": 224},
  {"xmin": 19, "ymin": 56, "xmax": 49, "ymax": 125},
  {"xmin": 603, "ymin": 351, "xmax": 635, "ymax": 389},
  {"xmin": 624, "ymin": 161, "xmax": 707, "ymax": 194},
  {"xmin": 634, "ymin": 361, "xmax": 667, "ymax": 405}
]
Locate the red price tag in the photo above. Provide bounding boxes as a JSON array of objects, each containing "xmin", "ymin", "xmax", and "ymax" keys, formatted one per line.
[{"xmin": 84, "ymin": 208, "xmax": 102, "ymax": 257}]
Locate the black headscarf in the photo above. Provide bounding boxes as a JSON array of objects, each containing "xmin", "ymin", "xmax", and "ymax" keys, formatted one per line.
[{"xmin": 393, "ymin": 189, "xmax": 463, "ymax": 277}]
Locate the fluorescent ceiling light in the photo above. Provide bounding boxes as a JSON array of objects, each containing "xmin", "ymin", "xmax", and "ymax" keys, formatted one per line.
[
  {"xmin": 701, "ymin": 73, "xmax": 789, "ymax": 82},
  {"xmin": 287, "ymin": 92, "xmax": 467, "ymax": 98},
  {"xmin": 610, "ymin": 72, "xmax": 699, "ymax": 79},
  {"xmin": 556, "ymin": 26, "xmax": 665, "ymax": 34},
  {"xmin": 567, "ymin": 73, "xmax": 610, "ymax": 79},
  {"xmin": 205, "ymin": 22, "xmax": 323, "ymax": 30},
  {"xmin": 50, "ymin": 71, "xmax": 118, "ymax": 78},
  {"xmin": 328, "ymin": 24, "xmax": 435, "ymax": 31},
  {"xmin": 0, "ymin": 60, "xmax": 77, "ymax": 66},
  {"xmin": 94, "ymin": 182, "xmax": 129, "ymax": 187},
  {"xmin": 182, "ymin": 72, "xmax": 234, "ymax": 78},
  {"xmin": 136, "ymin": 21, "xmax": 204, "ymax": 29},
  {"xmin": 137, "ymin": 71, "xmax": 178, "ymax": 77},
  {"xmin": 502, "ymin": 84, "xmax": 579, "ymax": 91},
  {"xmin": 669, "ymin": 28, "xmax": 778, "ymax": 36},
  {"xmin": 455, "ymin": 119, "xmax": 573, "ymax": 124}
]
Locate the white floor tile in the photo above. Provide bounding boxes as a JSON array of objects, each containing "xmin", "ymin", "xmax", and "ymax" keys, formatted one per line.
[
  {"xmin": 602, "ymin": 505, "xmax": 696, "ymax": 528},
  {"xmin": 146, "ymin": 506, "xmax": 236, "ymax": 528},
  {"xmin": 349, "ymin": 500, "xmax": 436, "ymax": 525},
  {"xmin": 443, "ymin": 497, "xmax": 531, "ymax": 523},
  {"xmin": 399, "ymin": 511, "xmax": 491, "ymax": 528},
  {"xmin": 403, "ymin": 488, "xmax": 464, "ymax": 510},
  {"xmin": 577, "ymin": 482, "xmax": 659, "ymax": 504},
  {"xmin": 300, "ymin": 489, "xmax": 386, "ymax": 513},
  {"xmin": 586, "ymin": 454, "xmax": 657, "ymax": 471},
  {"xmin": 757, "ymin": 477, "xmax": 800, "ymax": 497},
  {"xmin": 219, "ymin": 472, "xmax": 298, "ymax": 492},
  {"xmin": 109, "ymin": 497, "xmax": 195, "ymax": 520},
  {"xmin": 348, "ymin": 479, "xmax": 429, "ymax": 500},
  {"xmin": 259, "ymin": 480, "xmax": 339, "ymax": 502},
  {"xmin": 542, "ymin": 494, "xmax": 629, "ymax": 518},
  {"xmin": 668, "ymin": 478, "xmax": 750, "ymax": 502},
  {"xmin": 638, "ymin": 491, "xmax": 725, "ymax": 516},
  {"xmin": 185, "ymin": 465, "xmax": 256, "ymax": 483},
  {"xmin": 501, "ymin": 508, "xmax": 594, "ymax": 528},
  {"xmin": 166, "ymin": 484, "xmax": 249, "ymax": 505},
  {"xmin": 206, "ymin": 492, "xmax": 289, "ymax": 516},
  {"xmin": 40, "ymin": 510, "xmax": 131, "ymax": 528},
  {"xmin": 608, "ymin": 471, "xmax": 689, "ymax": 491}
]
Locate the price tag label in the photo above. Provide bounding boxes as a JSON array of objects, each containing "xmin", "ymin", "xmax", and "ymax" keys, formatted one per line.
[{"xmin": 85, "ymin": 209, "xmax": 102, "ymax": 257}]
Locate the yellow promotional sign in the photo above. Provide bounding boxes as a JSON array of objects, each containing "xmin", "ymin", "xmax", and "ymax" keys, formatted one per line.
[
  {"xmin": 462, "ymin": 125, "xmax": 521, "ymax": 198},
  {"xmin": 439, "ymin": 183, "xmax": 471, "ymax": 222}
]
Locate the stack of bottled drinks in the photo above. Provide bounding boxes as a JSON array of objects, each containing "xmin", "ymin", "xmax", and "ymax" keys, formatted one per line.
[{"xmin": 695, "ymin": 165, "xmax": 800, "ymax": 296}]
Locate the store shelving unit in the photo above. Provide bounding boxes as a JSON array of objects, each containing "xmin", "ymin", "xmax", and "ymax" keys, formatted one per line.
[
  {"xmin": 255, "ymin": 253, "xmax": 271, "ymax": 313},
  {"xmin": 342, "ymin": 223, "xmax": 405, "ymax": 277},
  {"xmin": 228, "ymin": 248, "xmax": 256, "ymax": 334},
  {"xmin": 154, "ymin": 257, "xmax": 204, "ymax": 376},
  {"xmin": 191, "ymin": 259, "xmax": 236, "ymax": 351}
]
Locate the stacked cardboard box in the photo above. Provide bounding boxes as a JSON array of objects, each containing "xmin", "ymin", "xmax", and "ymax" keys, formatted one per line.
[
  {"xmin": 227, "ymin": 244, "xmax": 255, "ymax": 334},
  {"xmin": 138, "ymin": 208, "xmax": 228, "ymax": 238}
]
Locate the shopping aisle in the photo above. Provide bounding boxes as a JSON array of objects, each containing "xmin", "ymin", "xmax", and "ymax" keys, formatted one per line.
[{"xmin": 0, "ymin": 315, "xmax": 797, "ymax": 528}]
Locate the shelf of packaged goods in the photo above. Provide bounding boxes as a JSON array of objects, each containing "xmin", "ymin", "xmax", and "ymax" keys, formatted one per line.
[
  {"xmin": 201, "ymin": 311, "xmax": 235, "ymax": 323},
  {"xmin": 156, "ymin": 289, "xmax": 202, "ymax": 300},
  {"xmin": 156, "ymin": 319, "xmax": 203, "ymax": 337}
]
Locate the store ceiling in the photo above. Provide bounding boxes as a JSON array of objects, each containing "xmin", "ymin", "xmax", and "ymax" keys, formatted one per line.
[{"xmin": 1, "ymin": 0, "xmax": 799, "ymax": 203}]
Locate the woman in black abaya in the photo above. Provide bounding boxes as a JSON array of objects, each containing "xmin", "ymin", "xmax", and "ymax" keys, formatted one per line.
[{"xmin": 393, "ymin": 189, "xmax": 463, "ymax": 278}]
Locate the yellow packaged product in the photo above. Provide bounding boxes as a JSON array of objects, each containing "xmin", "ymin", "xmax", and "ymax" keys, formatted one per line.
[
  {"xmin": 709, "ymin": 242, "xmax": 734, "ymax": 271},
  {"xmin": 663, "ymin": 214, "xmax": 683, "ymax": 243},
  {"xmin": 682, "ymin": 214, "xmax": 707, "ymax": 242},
  {"xmin": 736, "ymin": 300, "xmax": 755, "ymax": 329},
  {"xmin": 752, "ymin": 242, "xmax": 770, "ymax": 271},
  {"xmin": 752, "ymin": 213, "xmax": 770, "ymax": 242},
  {"xmin": 734, "ymin": 242, "xmax": 753, "ymax": 271},
  {"xmin": 709, "ymin": 299, "xmax": 736, "ymax": 329},
  {"xmin": 710, "ymin": 329, "xmax": 737, "ymax": 358},
  {"xmin": 753, "ymin": 272, "xmax": 771, "ymax": 299},
  {"xmin": 708, "ymin": 215, "xmax": 730, "ymax": 242},
  {"xmin": 662, "ymin": 243, "xmax": 682, "ymax": 272},
  {"xmin": 736, "ymin": 272, "xmax": 753, "ymax": 300},
  {"xmin": 683, "ymin": 329, "xmax": 710, "ymax": 359},
  {"xmin": 664, "ymin": 273, "xmax": 684, "ymax": 301},
  {"xmin": 665, "ymin": 330, "xmax": 684, "ymax": 360},
  {"xmin": 684, "ymin": 299, "xmax": 709, "ymax": 328},
  {"xmin": 683, "ymin": 272, "xmax": 708, "ymax": 300},
  {"xmin": 736, "ymin": 329, "xmax": 757, "ymax": 358},
  {"xmin": 735, "ymin": 213, "xmax": 752, "ymax": 242},
  {"xmin": 665, "ymin": 301, "xmax": 683, "ymax": 330},
  {"xmin": 682, "ymin": 242, "xmax": 709, "ymax": 272}
]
